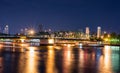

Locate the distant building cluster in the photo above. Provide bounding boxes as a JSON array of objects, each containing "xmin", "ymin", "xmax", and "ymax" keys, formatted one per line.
[
  {"xmin": 13, "ymin": 25, "xmax": 103, "ymax": 40},
  {"xmin": 18, "ymin": 24, "xmax": 44, "ymax": 36},
  {"xmin": 0, "ymin": 24, "xmax": 103, "ymax": 40},
  {"xmin": 53, "ymin": 26, "xmax": 102, "ymax": 39}
]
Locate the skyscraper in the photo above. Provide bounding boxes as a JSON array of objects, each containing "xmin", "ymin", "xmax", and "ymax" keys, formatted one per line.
[
  {"xmin": 85, "ymin": 27, "xmax": 90, "ymax": 39},
  {"xmin": 24, "ymin": 28, "xmax": 28, "ymax": 35},
  {"xmin": 20, "ymin": 29, "xmax": 24, "ymax": 34},
  {"xmin": 4, "ymin": 25, "xmax": 9, "ymax": 34},
  {"xmin": 97, "ymin": 26, "xmax": 101, "ymax": 38},
  {"xmin": 38, "ymin": 24, "xmax": 43, "ymax": 32}
]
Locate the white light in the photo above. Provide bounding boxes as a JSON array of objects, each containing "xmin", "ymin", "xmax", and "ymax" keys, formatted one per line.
[
  {"xmin": 79, "ymin": 43, "xmax": 82, "ymax": 48},
  {"xmin": 20, "ymin": 39, "xmax": 25, "ymax": 43},
  {"xmin": 48, "ymin": 39, "xmax": 54, "ymax": 44},
  {"xmin": 79, "ymin": 43, "xmax": 82, "ymax": 46}
]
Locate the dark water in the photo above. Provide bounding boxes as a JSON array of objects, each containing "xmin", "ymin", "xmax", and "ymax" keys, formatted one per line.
[{"xmin": 0, "ymin": 45, "xmax": 120, "ymax": 73}]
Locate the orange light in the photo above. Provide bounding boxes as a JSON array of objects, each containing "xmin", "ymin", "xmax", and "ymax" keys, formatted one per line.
[
  {"xmin": 67, "ymin": 44, "xmax": 71, "ymax": 47},
  {"xmin": 104, "ymin": 38, "xmax": 109, "ymax": 42},
  {"xmin": 29, "ymin": 29, "xmax": 35, "ymax": 35},
  {"xmin": 108, "ymin": 34, "xmax": 110, "ymax": 37},
  {"xmin": 0, "ymin": 44, "xmax": 3, "ymax": 48}
]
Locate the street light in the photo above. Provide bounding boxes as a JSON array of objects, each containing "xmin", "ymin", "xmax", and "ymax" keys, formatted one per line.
[{"xmin": 29, "ymin": 29, "xmax": 35, "ymax": 35}]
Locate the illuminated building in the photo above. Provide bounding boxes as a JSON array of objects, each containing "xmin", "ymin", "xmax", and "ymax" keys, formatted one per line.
[
  {"xmin": 38, "ymin": 24, "xmax": 43, "ymax": 32},
  {"xmin": 85, "ymin": 27, "xmax": 90, "ymax": 39},
  {"xmin": 20, "ymin": 29, "xmax": 24, "ymax": 34},
  {"xmin": 24, "ymin": 28, "xmax": 28, "ymax": 35},
  {"xmin": 4, "ymin": 25, "xmax": 9, "ymax": 34},
  {"xmin": 97, "ymin": 26, "xmax": 101, "ymax": 38}
]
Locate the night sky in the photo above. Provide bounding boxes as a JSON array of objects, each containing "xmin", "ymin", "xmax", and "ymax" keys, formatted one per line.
[{"xmin": 0, "ymin": 0, "xmax": 120, "ymax": 34}]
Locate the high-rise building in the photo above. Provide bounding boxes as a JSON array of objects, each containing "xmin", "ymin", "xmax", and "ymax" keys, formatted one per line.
[
  {"xmin": 85, "ymin": 27, "xmax": 90, "ymax": 39},
  {"xmin": 24, "ymin": 28, "xmax": 28, "ymax": 35},
  {"xmin": 4, "ymin": 25, "xmax": 9, "ymax": 34},
  {"xmin": 20, "ymin": 29, "xmax": 24, "ymax": 34},
  {"xmin": 97, "ymin": 26, "xmax": 101, "ymax": 38},
  {"xmin": 38, "ymin": 24, "xmax": 43, "ymax": 32}
]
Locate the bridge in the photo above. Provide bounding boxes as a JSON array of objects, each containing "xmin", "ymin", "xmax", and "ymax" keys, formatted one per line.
[
  {"xmin": 0, "ymin": 35, "xmax": 89, "ymax": 40},
  {"xmin": 1, "ymin": 35, "xmax": 119, "ymax": 46},
  {"xmin": 0, "ymin": 35, "xmax": 120, "ymax": 53}
]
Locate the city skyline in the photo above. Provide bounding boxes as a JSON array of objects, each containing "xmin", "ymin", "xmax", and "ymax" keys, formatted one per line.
[
  {"xmin": 0, "ymin": 24, "xmax": 118, "ymax": 35},
  {"xmin": 0, "ymin": 0, "xmax": 120, "ymax": 33}
]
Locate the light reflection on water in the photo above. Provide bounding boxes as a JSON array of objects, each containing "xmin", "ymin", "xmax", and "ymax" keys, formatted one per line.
[
  {"xmin": 46, "ymin": 46, "xmax": 55, "ymax": 73},
  {"xmin": 0, "ymin": 45, "xmax": 120, "ymax": 73},
  {"xmin": 99, "ymin": 46, "xmax": 113, "ymax": 73},
  {"xmin": 23, "ymin": 47, "xmax": 39, "ymax": 73}
]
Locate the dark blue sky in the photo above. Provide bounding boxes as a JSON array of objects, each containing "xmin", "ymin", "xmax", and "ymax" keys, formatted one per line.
[{"xmin": 0, "ymin": 0, "xmax": 120, "ymax": 34}]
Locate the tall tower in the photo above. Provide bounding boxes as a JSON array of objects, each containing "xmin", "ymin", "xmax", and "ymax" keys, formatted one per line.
[
  {"xmin": 85, "ymin": 27, "xmax": 90, "ymax": 39},
  {"xmin": 4, "ymin": 25, "xmax": 9, "ymax": 34},
  {"xmin": 38, "ymin": 24, "xmax": 43, "ymax": 32},
  {"xmin": 97, "ymin": 26, "xmax": 101, "ymax": 38}
]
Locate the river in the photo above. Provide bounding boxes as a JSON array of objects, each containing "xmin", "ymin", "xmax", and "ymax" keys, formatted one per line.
[{"xmin": 0, "ymin": 44, "xmax": 120, "ymax": 73}]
